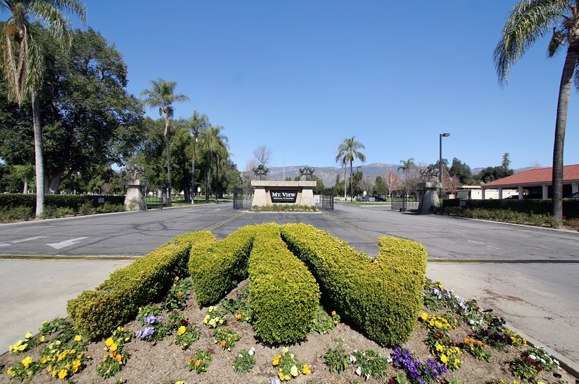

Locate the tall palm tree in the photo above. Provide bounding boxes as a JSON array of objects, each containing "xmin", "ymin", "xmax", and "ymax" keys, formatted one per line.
[
  {"xmin": 494, "ymin": 0, "xmax": 579, "ymax": 227},
  {"xmin": 398, "ymin": 158, "xmax": 416, "ymax": 197},
  {"xmin": 189, "ymin": 110, "xmax": 209, "ymax": 203},
  {"xmin": 0, "ymin": 0, "xmax": 86, "ymax": 217},
  {"xmin": 335, "ymin": 136, "xmax": 366, "ymax": 201},
  {"xmin": 141, "ymin": 79, "xmax": 189, "ymax": 206},
  {"xmin": 199, "ymin": 125, "xmax": 228, "ymax": 202}
]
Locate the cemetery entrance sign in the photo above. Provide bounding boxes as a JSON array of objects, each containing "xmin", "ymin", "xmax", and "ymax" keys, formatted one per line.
[{"xmin": 251, "ymin": 180, "xmax": 316, "ymax": 207}]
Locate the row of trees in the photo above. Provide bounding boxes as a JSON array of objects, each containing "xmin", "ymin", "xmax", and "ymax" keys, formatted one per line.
[{"xmin": 0, "ymin": 4, "xmax": 240, "ymax": 211}]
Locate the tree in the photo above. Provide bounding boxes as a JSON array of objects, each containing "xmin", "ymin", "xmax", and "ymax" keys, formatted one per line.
[
  {"xmin": 494, "ymin": 0, "xmax": 579, "ymax": 227},
  {"xmin": 373, "ymin": 176, "xmax": 387, "ymax": 196},
  {"xmin": 141, "ymin": 78, "xmax": 189, "ymax": 206},
  {"xmin": 253, "ymin": 145, "xmax": 272, "ymax": 167},
  {"xmin": 501, "ymin": 152, "xmax": 511, "ymax": 170},
  {"xmin": 335, "ymin": 136, "xmax": 366, "ymax": 201},
  {"xmin": 0, "ymin": 0, "xmax": 86, "ymax": 217},
  {"xmin": 188, "ymin": 111, "xmax": 209, "ymax": 202},
  {"xmin": 199, "ymin": 125, "xmax": 228, "ymax": 201},
  {"xmin": 0, "ymin": 28, "xmax": 143, "ymax": 194},
  {"xmin": 398, "ymin": 158, "xmax": 416, "ymax": 195},
  {"xmin": 449, "ymin": 157, "xmax": 474, "ymax": 185},
  {"xmin": 383, "ymin": 171, "xmax": 401, "ymax": 198}
]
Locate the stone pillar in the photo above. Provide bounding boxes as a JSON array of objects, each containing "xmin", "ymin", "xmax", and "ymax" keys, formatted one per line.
[
  {"xmin": 124, "ymin": 180, "xmax": 147, "ymax": 211},
  {"xmin": 417, "ymin": 182, "xmax": 441, "ymax": 214}
]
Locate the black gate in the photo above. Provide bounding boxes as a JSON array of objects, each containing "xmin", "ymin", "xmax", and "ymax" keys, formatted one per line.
[
  {"xmin": 320, "ymin": 188, "xmax": 334, "ymax": 210},
  {"xmin": 233, "ymin": 188, "xmax": 253, "ymax": 209}
]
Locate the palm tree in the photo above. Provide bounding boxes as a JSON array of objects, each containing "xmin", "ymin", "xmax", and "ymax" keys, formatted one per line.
[
  {"xmin": 398, "ymin": 158, "xmax": 416, "ymax": 197},
  {"xmin": 188, "ymin": 111, "xmax": 209, "ymax": 203},
  {"xmin": 141, "ymin": 79, "xmax": 189, "ymax": 206},
  {"xmin": 199, "ymin": 125, "xmax": 228, "ymax": 202},
  {"xmin": 335, "ymin": 136, "xmax": 366, "ymax": 201},
  {"xmin": 494, "ymin": 0, "xmax": 579, "ymax": 227},
  {"xmin": 0, "ymin": 0, "xmax": 86, "ymax": 217}
]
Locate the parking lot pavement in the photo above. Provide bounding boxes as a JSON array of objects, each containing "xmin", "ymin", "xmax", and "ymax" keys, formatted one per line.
[{"xmin": 0, "ymin": 258, "xmax": 133, "ymax": 349}]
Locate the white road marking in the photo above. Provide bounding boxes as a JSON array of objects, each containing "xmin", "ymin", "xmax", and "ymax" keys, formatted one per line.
[
  {"xmin": 47, "ymin": 237, "xmax": 89, "ymax": 250},
  {"xmin": 12, "ymin": 236, "xmax": 47, "ymax": 243}
]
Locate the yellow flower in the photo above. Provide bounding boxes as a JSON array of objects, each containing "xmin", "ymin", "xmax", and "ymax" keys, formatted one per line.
[
  {"xmin": 117, "ymin": 326, "xmax": 124, "ymax": 332},
  {"xmin": 110, "ymin": 342, "xmax": 118, "ymax": 352},
  {"xmin": 24, "ymin": 331, "xmax": 33, "ymax": 339},
  {"xmin": 272, "ymin": 355, "xmax": 281, "ymax": 366},
  {"xmin": 74, "ymin": 335, "xmax": 82, "ymax": 342},
  {"xmin": 58, "ymin": 369, "xmax": 68, "ymax": 379},
  {"xmin": 435, "ymin": 343, "xmax": 443, "ymax": 352},
  {"xmin": 21, "ymin": 356, "xmax": 33, "ymax": 369},
  {"xmin": 105, "ymin": 337, "xmax": 114, "ymax": 347},
  {"xmin": 175, "ymin": 381, "xmax": 185, "ymax": 384},
  {"xmin": 39, "ymin": 335, "xmax": 45, "ymax": 343},
  {"xmin": 174, "ymin": 276, "xmax": 180, "ymax": 282},
  {"xmin": 72, "ymin": 359, "xmax": 81, "ymax": 372},
  {"xmin": 177, "ymin": 326, "xmax": 187, "ymax": 335},
  {"xmin": 235, "ymin": 313, "xmax": 242, "ymax": 320},
  {"xmin": 420, "ymin": 312, "xmax": 429, "ymax": 321},
  {"xmin": 331, "ymin": 310, "xmax": 336, "ymax": 316},
  {"xmin": 290, "ymin": 365, "xmax": 299, "ymax": 377},
  {"xmin": 7, "ymin": 367, "xmax": 16, "ymax": 377},
  {"xmin": 302, "ymin": 364, "xmax": 311, "ymax": 375},
  {"xmin": 440, "ymin": 354, "xmax": 449, "ymax": 365}
]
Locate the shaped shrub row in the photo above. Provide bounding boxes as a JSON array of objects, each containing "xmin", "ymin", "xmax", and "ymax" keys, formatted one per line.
[
  {"xmin": 280, "ymin": 223, "xmax": 427, "ymax": 346},
  {"xmin": 248, "ymin": 223, "xmax": 320, "ymax": 344},
  {"xmin": 68, "ymin": 231, "xmax": 215, "ymax": 340},
  {"xmin": 189, "ymin": 226, "xmax": 255, "ymax": 307}
]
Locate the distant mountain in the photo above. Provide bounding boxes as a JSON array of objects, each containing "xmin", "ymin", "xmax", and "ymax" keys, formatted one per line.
[{"xmin": 261, "ymin": 163, "xmax": 401, "ymax": 187}]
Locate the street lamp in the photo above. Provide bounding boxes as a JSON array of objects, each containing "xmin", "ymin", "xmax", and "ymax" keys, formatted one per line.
[{"xmin": 439, "ymin": 132, "xmax": 450, "ymax": 188}]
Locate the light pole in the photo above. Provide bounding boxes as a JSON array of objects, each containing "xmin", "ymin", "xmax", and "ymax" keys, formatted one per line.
[{"xmin": 439, "ymin": 132, "xmax": 450, "ymax": 190}]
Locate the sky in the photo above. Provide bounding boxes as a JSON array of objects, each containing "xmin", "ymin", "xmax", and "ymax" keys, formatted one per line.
[{"xmin": 70, "ymin": 1, "xmax": 579, "ymax": 171}]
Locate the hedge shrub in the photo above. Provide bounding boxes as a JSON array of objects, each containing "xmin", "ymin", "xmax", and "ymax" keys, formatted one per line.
[
  {"xmin": 189, "ymin": 226, "xmax": 256, "ymax": 307},
  {"xmin": 248, "ymin": 223, "xmax": 320, "ymax": 344},
  {"xmin": 67, "ymin": 231, "xmax": 215, "ymax": 340},
  {"xmin": 280, "ymin": 223, "xmax": 427, "ymax": 346}
]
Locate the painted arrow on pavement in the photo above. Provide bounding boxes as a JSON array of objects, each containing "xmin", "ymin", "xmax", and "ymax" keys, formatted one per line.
[{"xmin": 47, "ymin": 237, "xmax": 89, "ymax": 250}]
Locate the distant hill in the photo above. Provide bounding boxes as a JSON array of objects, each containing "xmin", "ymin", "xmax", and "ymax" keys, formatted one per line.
[{"xmin": 261, "ymin": 163, "xmax": 402, "ymax": 187}]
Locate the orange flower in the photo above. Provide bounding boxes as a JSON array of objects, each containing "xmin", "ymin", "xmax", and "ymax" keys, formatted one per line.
[
  {"xmin": 463, "ymin": 337, "xmax": 471, "ymax": 344},
  {"xmin": 115, "ymin": 354, "xmax": 122, "ymax": 363},
  {"xmin": 194, "ymin": 359, "xmax": 201, "ymax": 368},
  {"xmin": 476, "ymin": 340, "xmax": 483, "ymax": 347},
  {"xmin": 177, "ymin": 291, "xmax": 183, "ymax": 297},
  {"xmin": 219, "ymin": 340, "xmax": 227, "ymax": 348}
]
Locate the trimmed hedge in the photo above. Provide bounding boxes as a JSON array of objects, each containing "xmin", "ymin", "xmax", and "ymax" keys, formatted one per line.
[
  {"xmin": 67, "ymin": 231, "xmax": 215, "ymax": 340},
  {"xmin": 442, "ymin": 198, "xmax": 579, "ymax": 219},
  {"xmin": 248, "ymin": 223, "xmax": 320, "ymax": 344},
  {"xmin": 0, "ymin": 193, "xmax": 124, "ymax": 209},
  {"xmin": 280, "ymin": 223, "xmax": 427, "ymax": 346},
  {"xmin": 189, "ymin": 226, "xmax": 256, "ymax": 307}
]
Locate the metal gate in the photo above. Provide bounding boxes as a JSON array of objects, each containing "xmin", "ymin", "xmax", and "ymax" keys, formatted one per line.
[
  {"xmin": 391, "ymin": 196, "xmax": 419, "ymax": 212},
  {"xmin": 320, "ymin": 188, "xmax": 334, "ymax": 210},
  {"xmin": 233, "ymin": 188, "xmax": 253, "ymax": 209}
]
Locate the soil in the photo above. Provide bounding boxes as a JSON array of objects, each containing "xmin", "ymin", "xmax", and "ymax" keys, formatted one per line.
[{"xmin": 0, "ymin": 280, "xmax": 576, "ymax": 384}]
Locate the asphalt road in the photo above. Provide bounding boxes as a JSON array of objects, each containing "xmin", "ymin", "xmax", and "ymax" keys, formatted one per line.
[{"xmin": 1, "ymin": 203, "xmax": 577, "ymax": 375}]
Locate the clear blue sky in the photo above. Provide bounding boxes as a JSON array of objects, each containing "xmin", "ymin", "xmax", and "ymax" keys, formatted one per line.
[{"xmin": 78, "ymin": 0, "xmax": 578, "ymax": 171}]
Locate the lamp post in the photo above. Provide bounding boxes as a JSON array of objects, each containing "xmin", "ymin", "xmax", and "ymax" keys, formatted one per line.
[{"xmin": 439, "ymin": 132, "xmax": 450, "ymax": 190}]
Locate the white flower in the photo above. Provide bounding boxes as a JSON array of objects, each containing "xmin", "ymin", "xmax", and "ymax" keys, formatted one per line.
[
  {"xmin": 349, "ymin": 355, "xmax": 356, "ymax": 364},
  {"xmin": 248, "ymin": 347, "xmax": 255, "ymax": 356},
  {"xmin": 355, "ymin": 366, "xmax": 362, "ymax": 376},
  {"xmin": 554, "ymin": 358, "xmax": 560, "ymax": 366}
]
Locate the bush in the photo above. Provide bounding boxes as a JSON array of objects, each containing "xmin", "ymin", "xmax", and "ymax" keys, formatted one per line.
[
  {"xmin": 248, "ymin": 223, "xmax": 320, "ymax": 344},
  {"xmin": 67, "ymin": 231, "xmax": 215, "ymax": 340},
  {"xmin": 189, "ymin": 226, "xmax": 255, "ymax": 307},
  {"xmin": 0, "ymin": 206, "xmax": 34, "ymax": 223},
  {"xmin": 281, "ymin": 223, "xmax": 427, "ymax": 346}
]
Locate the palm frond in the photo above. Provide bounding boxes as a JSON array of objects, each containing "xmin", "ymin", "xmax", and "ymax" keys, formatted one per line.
[{"xmin": 494, "ymin": 0, "xmax": 571, "ymax": 83}]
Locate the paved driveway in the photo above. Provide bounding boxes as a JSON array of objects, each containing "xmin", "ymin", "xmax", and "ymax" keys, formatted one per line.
[{"xmin": 1, "ymin": 203, "xmax": 577, "ymax": 375}]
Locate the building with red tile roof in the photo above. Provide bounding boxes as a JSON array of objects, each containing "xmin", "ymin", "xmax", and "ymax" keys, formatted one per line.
[{"xmin": 482, "ymin": 164, "xmax": 579, "ymax": 199}]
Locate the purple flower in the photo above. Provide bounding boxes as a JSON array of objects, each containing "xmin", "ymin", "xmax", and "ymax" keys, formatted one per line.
[
  {"xmin": 145, "ymin": 314, "xmax": 157, "ymax": 324},
  {"xmin": 135, "ymin": 326, "xmax": 155, "ymax": 339}
]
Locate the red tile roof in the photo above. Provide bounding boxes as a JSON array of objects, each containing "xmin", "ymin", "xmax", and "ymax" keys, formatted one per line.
[{"xmin": 483, "ymin": 164, "xmax": 579, "ymax": 188}]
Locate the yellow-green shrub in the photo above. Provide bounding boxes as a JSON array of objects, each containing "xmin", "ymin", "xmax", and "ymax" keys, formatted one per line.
[
  {"xmin": 248, "ymin": 223, "xmax": 320, "ymax": 344},
  {"xmin": 189, "ymin": 226, "xmax": 255, "ymax": 307},
  {"xmin": 280, "ymin": 223, "xmax": 426, "ymax": 346},
  {"xmin": 67, "ymin": 231, "xmax": 215, "ymax": 340}
]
